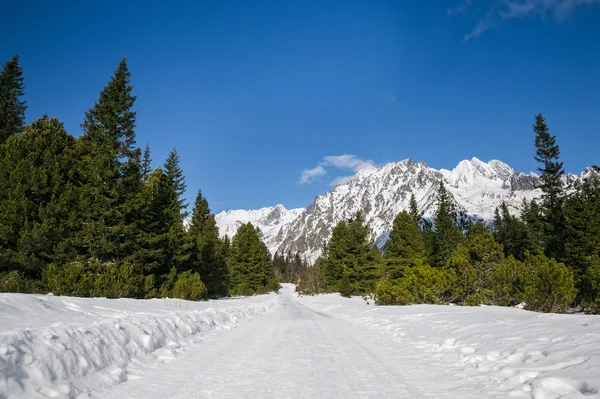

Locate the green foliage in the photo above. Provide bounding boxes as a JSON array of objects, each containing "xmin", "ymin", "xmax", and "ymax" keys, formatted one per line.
[
  {"xmin": 430, "ymin": 182, "xmax": 464, "ymax": 268},
  {"xmin": 45, "ymin": 262, "xmax": 95, "ymax": 297},
  {"xmin": 0, "ymin": 116, "xmax": 78, "ymax": 277},
  {"xmin": 228, "ymin": 223, "xmax": 276, "ymax": 295},
  {"xmin": 75, "ymin": 57, "xmax": 141, "ymax": 264},
  {"xmin": 0, "ymin": 54, "xmax": 27, "ymax": 143},
  {"xmin": 493, "ymin": 202, "xmax": 530, "ymax": 260},
  {"xmin": 322, "ymin": 212, "xmax": 380, "ymax": 295},
  {"xmin": 533, "ymin": 113, "xmax": 565, "ymax": 260},
  {"xmin": 170, "ymin": 270, "xmax": 208, "ymax": 301},
  {"xmin": 384, "ymin": 210, "xmax": 425, "ymax": 277},
  {"xmin": 0, "ymin": 271, "xmax": 38, "ymax": 293},
  {"xmin": 403, "ymin": 264, "xmax": 457, "ymax": 304},
  {"xmin": 374, "ymin": 280, "xmax": 414, "ymax": 305},
  {"xmin": 522, "ymin": 252, "xmax": 576, "ymax": 313},
  {"xmin": 187, "ymin": 189, "xmax": 228, "ymax": 298},
  {"xmin": 563, "ymin": 177, "xmax": 600, "ymax": 302},
  {"xmin": 94, "ymin": 262, "xmax": 143, "ymax": 299}
]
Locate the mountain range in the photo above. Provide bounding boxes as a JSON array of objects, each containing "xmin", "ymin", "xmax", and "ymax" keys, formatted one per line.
[{"xmin": 215, "ymin": 158, "xmax": 596, "ymax": 263}]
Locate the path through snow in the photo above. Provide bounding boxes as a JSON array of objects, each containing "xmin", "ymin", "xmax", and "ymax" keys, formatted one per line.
[{"xmin": 2, "ymin": 284, "xmax": 600, "ymax": 398}]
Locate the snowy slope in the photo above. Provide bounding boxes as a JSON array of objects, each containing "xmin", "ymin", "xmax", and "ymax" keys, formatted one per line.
[
  {"xmin": 11, "ymin": 285, "xmax": 598, "ymax": 398},
  {"xmin": 217, "ymin": 158, "xmax": 595, "ymax": 262},
  {"xmin": 0, "ymin": 292, "xmax": 277, "ymax": 398},
  {"xmin": 214, "ymin": 205, "xmax": 304, "ymax": 254}
]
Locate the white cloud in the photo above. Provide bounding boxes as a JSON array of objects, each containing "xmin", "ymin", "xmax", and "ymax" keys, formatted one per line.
[
  {"xmin": 322, "ymin": 154, "xmax": 374, "ymax": 173},
  {"xmin": 456, "ymin": 0, "xmax": 600, "ymax": 41},
  {"xmin": 299, "ymin": 165, "xmax": 327, "ymax": 184},
  {"xmin": 299, "ymin": 154, "xmax": 375, "ymax": 185}
]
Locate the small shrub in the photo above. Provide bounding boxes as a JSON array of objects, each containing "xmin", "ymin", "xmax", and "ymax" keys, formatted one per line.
[
  {"xmin": 230, "ymin": 282, "xmax": 255, "ymax": 297},
  {"xmin": 94, "ymin": 262, "xmax": 142, "ymax": 298},
  {"xmin": 144, "ymin": 275, "xmax": 157, "ymax": 298},
  {"xmin": 45, "ymin": 262, "xmax": 94, "ymax": 296},
  {"xmin": 0, "ymin": 270, "xmax": 37, "ymax": 293},
  {"xmin": 374, "ymin": 280, "xmax": 414, "ymax": 305},
  {"xmin": 171, "ymin": 271, "xmax": 208, "ymax": 301},
  {"xmin": 523, "ymin": 253, "xmax": 577, "ymax": 313}
]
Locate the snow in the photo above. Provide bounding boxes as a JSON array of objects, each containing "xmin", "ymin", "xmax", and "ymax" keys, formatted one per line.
[
  {"xmin": 0, "ymin": 292, "xmax": 277, "ymax": 398},
  {"xmin": 2, "ymin": 284, "xmax": 599, "ymax": 398},
  {"xmin": 214, "ymin": 204, "xmax": 305, "ymax": 253}
]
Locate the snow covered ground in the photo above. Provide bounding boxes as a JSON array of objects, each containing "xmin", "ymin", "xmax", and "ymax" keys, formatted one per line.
[
  {"xmin": 2, "ymin": 285, "xmax": 599, "ymax": 398},
  {"xmin": 0, "ymin": 292, "xmax": 277, "ymax": 398}
]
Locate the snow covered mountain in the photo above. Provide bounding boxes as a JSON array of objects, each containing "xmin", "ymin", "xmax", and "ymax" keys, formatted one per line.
[
  {"xmin": 215, "ymin": 205, "xmax": 305, "ymax": 253},
  {"xmin": 215, "ymin": 158, "xmax": 595, "ymax": 263}
]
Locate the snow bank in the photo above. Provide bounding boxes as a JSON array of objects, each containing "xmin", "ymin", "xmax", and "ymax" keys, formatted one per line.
[
  {"xmin": 297, "ymin": 293, "xmax": 600, "ymax": 399},
  {"xmin": 0, "ymin": 293, "xmax": 278, "ymax": 398}
]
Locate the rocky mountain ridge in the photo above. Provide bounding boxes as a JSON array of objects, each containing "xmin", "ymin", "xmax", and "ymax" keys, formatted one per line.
[{"xmin": 215, "ymin": 158, "xmax": 596, "ymax": 263}]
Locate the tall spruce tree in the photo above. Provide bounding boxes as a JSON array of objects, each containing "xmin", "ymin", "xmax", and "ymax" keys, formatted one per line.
[
  {"xmin": 187, "ymin": 190, "xmax": 228, "ymax": 298},
  {"xmin": 430, "ymin": 182, "xmax": 464, "ymax": 267},
  {"xmin": 228, "ymin": 222, "xmax": 273, "ymax": 295},
  {"xmin": 533, "ymin": 113, "xmax": 565, "ymax": 259},
  {"xmin": 134, "ymin": 167, "xmax": 172, "ymax": 275},
  {"xmin": 408, "ymin": 193, "xmax": 422, "ymax": 227},
  {"xmin": 563, "ymin": 175, "xmax": 600, "ymax": 302},
  {"xmin": 493, "ymin": 202, "xmax": 529, "ymax": 260},
  {"xmin": 141, "ymin": 144, "xmax": 152, "ymax": 182},
  {"xmin": 0, "ymin": 117, "xmax": 78, "ymax": 276},
  {"xmin": 322, "ymin": 212, "xmax": 378, "ymax": 294},
  {"xmin": 75, "ymin": 57, "xmax": 141, "ymax": 263},
  {"xmin": 0, "ymin": 54, "xmax": 27, "ymax": 143},
  {"xmin": 384, "ymin": 210, "xmax": 426, "ymax": 279}
]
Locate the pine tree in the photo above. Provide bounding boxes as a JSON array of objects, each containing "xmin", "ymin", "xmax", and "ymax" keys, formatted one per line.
[
  {"xmin": 75, "ymin": 57, "xmax": 141, "ymax": 263},
  {"xmin": 228, "ymin": 223, "xmax": 273, "ymax": 295},
  {"xmin": 0, "ymin": 117, "xmax": 78, "ymax": 277},
  {"xmin": 384, "ymin": 210, "xmax": 426, "ymax": 279},
  {"xmin": 408, "ymin": 193, "xmax": 422, "ymax": 227},
  {"xmin": 322, "ymin": 212, "xmax": 378, "ymax": 294},
  {"xmin": 187, "ymin": 189, "xmax": 228, "ymax": 298},
  {"xmin": 164, "ymin": 147, "xmax": 187, "ymax": 216},
  {"xmin": 563, "ymin": 175, "xmax": 600, "ymax": 302},
  {"xmin": 493, "ymin": 202, "xmax": 529, "ymax": 260},
  {"xmin": 0, "ymin": 54, "xmax": 27, "ymax": 143},
  {"xmin": 133, "ymin": 167, "xmax": 172, "ymax": 275},
  {"xmin": 141, "ymin": 144, "xmax": 152, "ymax": 182},
  {"xmin": 430, "ymin": 182, "xmax": 464, "ymax": 267},
  {"xmin": 533, "ymin": 113, "xmax": 565, "ymax": 259}
]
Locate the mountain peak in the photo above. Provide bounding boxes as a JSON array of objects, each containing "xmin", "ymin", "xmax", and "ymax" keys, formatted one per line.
[{"xmin": 215, "ymin": 158, "xmax": 591, "ymax": 263}]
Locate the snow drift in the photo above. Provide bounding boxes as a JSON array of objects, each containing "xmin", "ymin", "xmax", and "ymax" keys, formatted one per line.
[
  {"xmin": 0, "ymin": 293, "xmax": 278, "ymax": 398},
  {"xmin": 297, "ymin": 293, "xmax": 600, "ymax": 398}
]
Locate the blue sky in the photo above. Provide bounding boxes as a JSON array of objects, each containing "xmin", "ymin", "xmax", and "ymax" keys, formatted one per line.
[{"xmin": 2, "ymin": 0, "xmax": 599, "ymax": 212}]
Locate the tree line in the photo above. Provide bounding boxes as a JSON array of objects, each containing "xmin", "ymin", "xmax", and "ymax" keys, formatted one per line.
[
  {"xmin": 297, "ymin": 114, "xmax": 600, "ymax": 313},
  {"xmin": 0, "ymin": 55, "xmax": 278, "ymax": 299}
]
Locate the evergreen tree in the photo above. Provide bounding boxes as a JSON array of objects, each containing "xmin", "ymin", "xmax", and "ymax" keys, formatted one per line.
[
  {"xmin": 187, "ymin": 189, "xmax": 228, "ymax": 298},
  {"xmin": 493, "ymin": 202, "xmax": 529, "ymax": 260},
  {"xmin": 533, "ymin": 113, "xmax": 565, "ymax": 259},
  {"xmin": 133, "ymin": 168, "xmax": 172, "ymax": 275},
  {"xmin": 408, "ymin": 193, "xmax": 422, "ymax": 227},
  {"xmin": 228, "ymin": 222, "xmax": 274, "ymax": 295},
  {"xmin": 563, "ymin": 175, "xmax": 600, "ymax": 302},
  {"xmin": 384, "ymin": 210, "xmax": 426, "ymax": 279},
  {"xmin": 0, "ymin": 54, "xmax": 26, "ymax": 143},
  {"xmin": 448, "ymin": 221, "xmax": 505, "ymax": 305},
  {"xmin": 0, "ymin": 117, "xmax": 78, "ymax": 277},
  {"xmin": 75, "ymin": 57, "xmax": 141, "ymax": 263},
  {"xmin": 141, "ymin": 143, "xmax": 152, "ymax": 182},
  {"xmin": 322, "ymin": 212, "xmax": 378, "ymax": 294},
  {"xmin": 430, "ymin": 182, "xmax": 464, "ymax": 267},
  {"xmin": 163, "ymin": 147, "xmax": 189, "ymax": 270}
]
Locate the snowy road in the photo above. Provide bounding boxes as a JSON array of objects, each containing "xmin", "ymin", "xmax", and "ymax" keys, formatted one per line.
[
  {"xmin": 103, "ymin": 285, "xmax": 468, "ymax": 399},
  {"xmin": 2, "ymin": 285, "xmax": 600, "ymax": 398}
]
